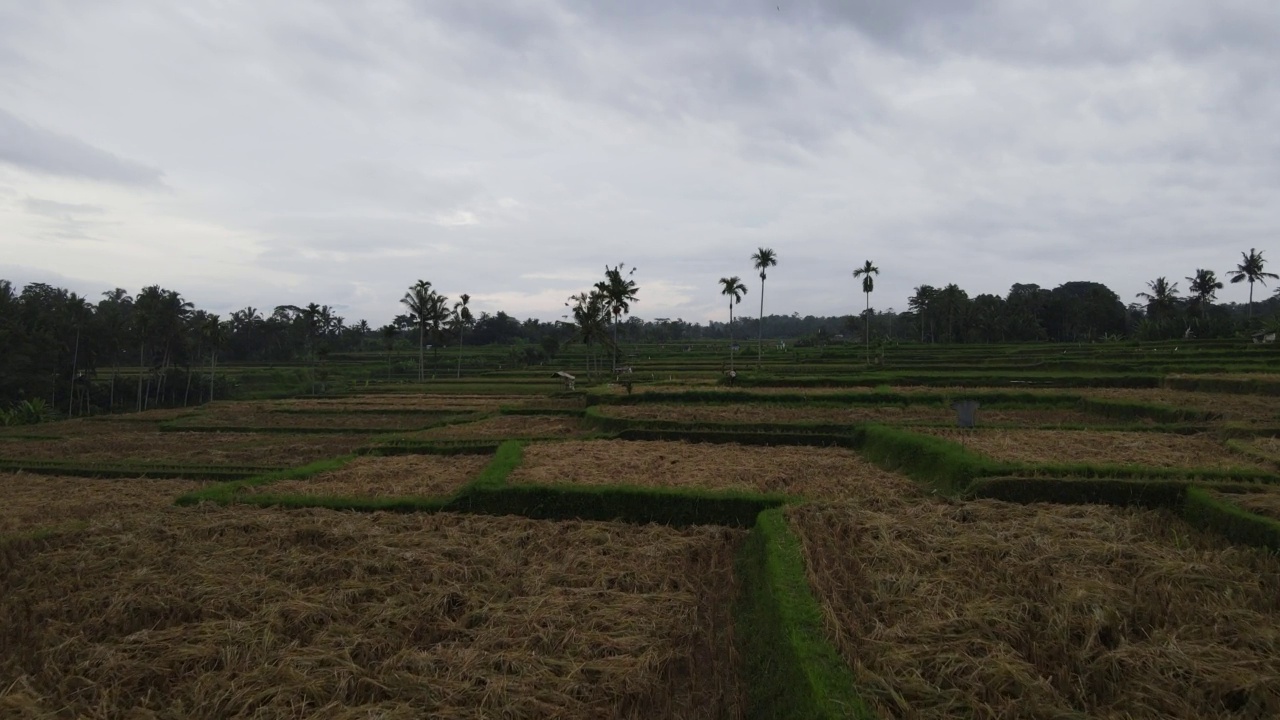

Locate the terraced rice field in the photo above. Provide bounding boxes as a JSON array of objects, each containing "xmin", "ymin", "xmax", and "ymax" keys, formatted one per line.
[
  {"xmin": 239, "ymin": 454, "xmax": 491, "ymax": 499},
  {"xmin": 271, "ymin": 394, "xmax": 533, "ymax": 412},
  {"xmin": 405, "ymin": 414, "xmax": 587, "ymax": 440},
  {"xmin": 917, "ymin": 428, "xmax": 1269, "ymax": 471},
  {"xmin": 509, "ymin": 439, "xmax": 924, "ymax": 501},
  {"xmin": 0, "ymin": 473, "xmax": 204, "ymax": 535},
  {"xmin": 596, "ymin": 403, "xmax": 1111, "ymax": 427},
  {"xmin": 0, "ymin": 506, "xmax": 745, "ymax": 719},
  {"xmin": 789, "ymin": 497, "xmax": 1280, "ymax": 719},
  {"xmin": 1210, "ymin": 487, "xmax": 1280, "ymax": 522},
  {"xmin": 0, "ymin": 431, "xmax": 367, "ymax": 467},
  {"xmin": 167, "ymin": 406, "xmax": 455, "ymax": 431},
  {"xmin": 1078, "ymin": 388, "xmax": 1276, "ymax": 424}
]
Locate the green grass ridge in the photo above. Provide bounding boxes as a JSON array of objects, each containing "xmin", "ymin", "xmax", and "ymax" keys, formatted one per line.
[{"xmin": 734, "ymin": 509, "xmax": 875, "ymax": 719}]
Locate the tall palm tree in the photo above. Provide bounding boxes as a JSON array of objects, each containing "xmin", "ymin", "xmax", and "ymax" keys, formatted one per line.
[
  {"xmin": 1136, "ymin": 277, "xmax": 1180, "ymax": 324},
  {"xmin": 1185, "ymin": 268, "xmax": 1223, "ymax": 321},
  {"xmin": 202, "ymin": 314, "xmax": 226, "ymax": 403},
  {"xmin": 425, "ymin": 291, "xmax": 450, "ymax": 374},
  {"xmin": 852, "ymin": 260, "xmax": 879, "ymax": 363},
  {"xmin": 595, "ymin": 264, "xmax": 639, "ymax": 373},
  {"xmin": 380, "ymin": 324, "xmax": 398, "ymax": 379},
  {"xmin": 719, "ymin": 276, "xmax": 748, "ymax": 372},
  {"xmin": 1228, "ymin": 248, "xmax": 1278, "ymax": 321},
  {"xmin": 566, "ymin": 290, "xmax": 610, "ymax": 376},
  {"xmin": 400, "ymin": 280, "xmax": 434, "ymax": 382},
  {"xmin": 451, "ymin": 293, "xmax": 472, "ymax": 378},
  {"xmin": 750, "ymin": 247, "xmax": 777, "ymax": 369}
]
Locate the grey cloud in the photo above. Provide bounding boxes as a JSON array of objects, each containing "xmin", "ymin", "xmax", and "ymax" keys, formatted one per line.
[
  {"xmin": 0, "ymin": 109, "xmax": 163, "ymax": 185},
  {"xmin": 22, "ymin": 196, "xmax": 105, "ymax": 219}
]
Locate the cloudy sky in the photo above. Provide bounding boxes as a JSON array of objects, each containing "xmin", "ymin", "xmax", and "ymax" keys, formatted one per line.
[{"xmin": 2, "ymin": 1, "xmax": 1278, "ymax": 325}]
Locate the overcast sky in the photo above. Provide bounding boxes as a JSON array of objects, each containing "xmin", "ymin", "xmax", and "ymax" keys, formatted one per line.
[{"xmin": 2, "ymin": 1, "xmax": 1278, "ymax": 326}]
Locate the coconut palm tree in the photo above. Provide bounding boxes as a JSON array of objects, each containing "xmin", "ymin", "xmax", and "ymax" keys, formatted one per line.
[
  {"xmin": 1136, "ymin": 277, "xmax": 1180, "ymax": 324},
  {"xmin": 380, "ymin": 324, "xmax": 398, "ymax": 379},
  {"xmin": 425, "ymin": 291, "xmax": 450, "ymax": 375},
  {"xmin": 1185, "ymin": 268, "xmax": 1223, "ymax": 321},
  {"xmin": 595, "ymin": 264, "xmax": 639, "ymax": 373},
  {"xmin": 750, "ymin": 247, "xmax": 777, "ymax": 369},
  {"xmin": 719, "ymin": 276, "xmax": 748, "ymax": 372},
  {"xmin": 565, "ymin": 290, "xmax": 610, "ymax": 376},
  {"xmin": 202, "ymin": 314, "xmax": 226, "ymax": 403},
  {"xmin": 852, "ymin": 260, "xmax": 879, "ymax": 362},
  {"xmin": 400, "ymin": 280, "xmax": 434, "ymax": 382},
  {"xmin": 450, "ymin": 293, "xmax": 473, "ymax": 378},
  {"xmin": 1228, "ymin": 248, "xmax": 1278, "ymax": 321}
]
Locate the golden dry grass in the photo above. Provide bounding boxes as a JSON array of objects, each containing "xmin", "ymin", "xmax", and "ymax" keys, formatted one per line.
[
  {"xmin": 171, "ymin": 406, "xmax": 451, "ymax": 430},
  {"xmin": 0, "ymin": 431, "xmax": 368, "ymax": 467},
  {"xmin": 510, "ymin": 440, "xmax": 924, "ymax": 501},
  {"xmin": 271, "ymin": 394, "xmax": 528, "ymax": 412},
  {"xmin": 405, "ymin": 415, "xmax": 587, "ymax": 441},
  {"xmin": 1244, "ymin": 436, "xmax": 1280, "ymax": 462},
  {"xmin": 789, "ymin": 498, "xmax": 1280, "ymax": 719},
  {"xmin": 240, "ymin": 455, "xmax": 491, "ymax": 498},
  {"xmin": 0, "ymin": 506, "xmax": 745, "ymax": 719},
  {"xmin": 1210, "ymin": 488, "xmax": 1280, "ymax": 522},
  {"xmin": 0, "ymin": 473, "xmax": 204, "ymax": 535},
  {"xmin": 1079, "ymin": 388, "xmax": 1278, "ymax": 423},
  {"xmin": 917, "ymin": 428, "xmax": 1270, "ymax": 470},
  {"xmin": 598, "ymin": 403, "xmax": 1111, "ymax": 426}
]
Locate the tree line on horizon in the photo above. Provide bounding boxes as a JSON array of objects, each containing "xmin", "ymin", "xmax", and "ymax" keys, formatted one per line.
[{"xmin": 1, "ymin": 248, "xmax": 1276, "ymax": 415}]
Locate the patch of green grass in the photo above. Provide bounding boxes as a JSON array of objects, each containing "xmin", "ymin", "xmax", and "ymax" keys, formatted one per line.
[{"xmin": 734, "ymin": 509, "xmax": 874, "ymax": 719}]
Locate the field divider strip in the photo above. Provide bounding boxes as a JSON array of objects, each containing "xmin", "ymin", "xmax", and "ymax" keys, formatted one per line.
[
  {"xmin": 1183, "ymin": 486, "xmax": 1280, "ymax": 552},
  {"xmin": 734, "ymin": 509, "xmax": 876, "ymax": 719}
]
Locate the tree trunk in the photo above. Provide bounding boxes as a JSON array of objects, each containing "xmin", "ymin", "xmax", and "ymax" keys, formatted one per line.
[
  {"xmin": 864, "ymin": 292, "xmax": 871, "ymax": 364},
  {"xmin": 137, "ymin": 342, "xmax": 145, "ymax": 412},
  {"xmin": 68, "ymin": 326, "xmax": 80, "ymax": 417},
  {"xmin": 210, "ymin": 351, "xmax": 217, "ymax": 403},
  {"xmin": 418, "ymin": 324, "xmax": 425, "ymax": 382},
  {"xmin": 457, "ymin": 328, "xmax": 464, "ymax": 379},
  {"xmin": 757, "ymin": 278, "xmax": 765, "ymax": 369},
  {"xmin": 728, "ymin": 302, "xmax": 735, "ymax": 373}
]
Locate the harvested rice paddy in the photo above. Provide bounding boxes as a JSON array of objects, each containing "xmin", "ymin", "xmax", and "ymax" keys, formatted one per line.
[
  {"xmin": 917, "ymin": 428, "xmax": 1269, "ymax": 471},
  {"xmin": 510, "ymin": 439, "xmax": 924, "ymax": 501},
  {"xmin": 0, "ymin": 431, "xmax": 367, "ymax": 467},
  {"xmin": 167, "ymin": 406, "xmax": 455, "ymax": 431},
  {"xmin": 789, "ymin": 498, "xmax": 1280, "ymax": 719},
  {"xmin": 0, "ymin": 507, "xmax": 745, "ymax": 719},
  {"xmin": 406, "ymin": 414, "xmax": 587, "ymax": 441},
  {"xmin": 271, "ymin": 394, "xmax": 530, "ymax": 413},
  {"xmin": 596, "ymin": 403, "xmax": 1111, "ymax": 427},
  {"xmin": 1210, "ymin": 488, "xmax": 1280, "ymax": 522},
  {"xmin": 0, "ymin": 473, "xmax": 203, "ymax": 535},
  {"xmin": 1080, "ymin": 388, "xmax": 1276, "ymax": 423},
  {"xmin": 240, "ymin": 454, "xmax": 491, "ymax": 499}
]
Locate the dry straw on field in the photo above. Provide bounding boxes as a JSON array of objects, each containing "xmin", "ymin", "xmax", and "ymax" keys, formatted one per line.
[
  {"xmin": 407, "ymin": 414, "xmax": 586, "ymax": 441},
  {"xmin": 789, "ymin": 498, "xmax": 1280, "ymax": 719},
  {"xmin": 1211, "ymin": 488, "xmax": 1280, "ymax": 522},
  {"xmin": 241, "ymin": 454, "xmax": 490, "ymax": 498},
  {"xmin": 510, "ymin": 440, "xmax": 924, "ymax": 501},
  {"xmin": 175, "ymin": 407, "xmax": 445, "ymax": 430},
  {"xmin": 918, "ymin": 428, "xmax": 1269, "ymax": 470},
  {"xmin": 598, "ymin": 403, "xmax": 1109, "ymax": 427},
  {"xmin": 0, "ymin": 431, "xmax": 367, "ymax": 466},
  {"xmin": 1081, "ymin": 388, "xmax": 1276, "ymax": 424},
  {"xmin": 0, "ymin": 507, "xmax": 745, "ymax": 719},
  {"xmin": 0, "ymin": 473, "xmax": 203, "ymax": 535},
  {"xmin": 272, "ymin": 394, "xmax": 526, "ymax": 412}
]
